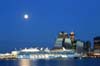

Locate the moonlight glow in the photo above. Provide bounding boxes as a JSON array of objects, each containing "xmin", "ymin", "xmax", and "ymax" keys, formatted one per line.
[{"xmin": 24, "ymin": 14, "xmax": 29, "ymax": 19}]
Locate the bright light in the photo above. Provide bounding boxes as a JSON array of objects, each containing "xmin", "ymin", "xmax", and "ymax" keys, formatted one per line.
[{"xmin": 24, "ymin": 14, "xmax": 29, "ymax": 19}]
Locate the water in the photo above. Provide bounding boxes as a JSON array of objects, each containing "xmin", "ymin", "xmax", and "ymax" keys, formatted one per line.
[{"xmin": 0, "ymin": 58, "xmax": 100, "ymax": 66}]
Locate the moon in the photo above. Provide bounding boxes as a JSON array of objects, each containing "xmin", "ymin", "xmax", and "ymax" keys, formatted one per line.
[{"xmin": 24, "ymin": 14, "xmax": 29, "ymax": 19}]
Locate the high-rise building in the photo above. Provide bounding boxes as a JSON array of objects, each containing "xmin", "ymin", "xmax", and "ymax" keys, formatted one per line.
[
  {"xmin": 69, "ymin": 32, "xmax": 76, "ymax": 49},
  {"xmin": 63, "ymin": 38, "xmax": 72, "ymax": 49},
  {"xmin": 54, "ymin": 32, "xmax": 77, "ymax": 50},
  {"xmin": 76, "ymin": 40, "xmax": 84, "ymax": 53},
  {"xmin": 93, "ymin": 36, "xmax": 100, "ymax": 54},
  {"xmin": 70, "ymin": 32, "xmax": 75, "ymax": 43},
  {"xmin": 54, "ymin": 32, "xmax": 68, "ymax": 48},
  {"xmin": 88, "ymin": 36, "xmax": 100, "ymax": 57},
  {"xmin": 94, "ymin": 36, "xmax": 100, "ymax": 49},
  {"xmin": 61, "ymin": 32, "xmax": 72, "ymax": 49},
  {"xmin": 84, "ymin": 41, "xmax": 91, "ymax": 53}
]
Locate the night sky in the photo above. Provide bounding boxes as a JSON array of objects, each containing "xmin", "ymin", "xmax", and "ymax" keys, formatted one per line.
[{"xmin": 0, "ymin": 0, "xmax": 100, "ymax": 52}]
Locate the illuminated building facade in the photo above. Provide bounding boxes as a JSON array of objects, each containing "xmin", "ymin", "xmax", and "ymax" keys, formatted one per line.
[
  {"xmin": 54, "ymin": 31, "xmax": 85, "ymax": 54},
  {"xmin": 69, "ymin": 32, "xmax": 76, "ymax": 49},
  {"xmin": 93, "ymin": 36, "xmax": 100, "ymax": 54},
  {"xmin": 94, "ymin": 36, "xmax": 100, "ymax": 49},
  {"xmin": 54, "ymin": 32, "xmax": 68, "ymax": 48},
  {"xmin": 76, "ymin": 40, "xmax": 84, "ymax": 53},
  {"xmin": 54, "ymin": 32, "xmax": 76, "ymax": 49},
  {"xmin": 84, "ymin": 41, "xmax": 91, "ymax": 53},
  {"xmin": 88, "ymin": 36, "xmax": 100, "ymax": 57}
]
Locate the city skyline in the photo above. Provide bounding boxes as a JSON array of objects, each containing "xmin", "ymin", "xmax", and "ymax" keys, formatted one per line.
[{"xmin": 0, "ymin": 0, "xmax": 100, "ymax": 52}]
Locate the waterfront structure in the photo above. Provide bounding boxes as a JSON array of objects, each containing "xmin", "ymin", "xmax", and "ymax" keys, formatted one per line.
[
  {"xmin": 94, "ymin": 36, "xmax": 100, "ymax": 49},
  {"xmin": 63, "ymin": 32, "xmax": 77, "ymax": 49},
  {"xmin": 54, "ymin": 32, "xmax": 75, "ymax": 49},
  {"xmin": 0, "ymin": 51, "xmax": 18, "ymax": 59},
  {"xmin": 84, "ymin": 41, "xmax": 91, "ymax": 53},
  {"xmin": 69, "ymin": 32, "xmax": 76, "ymax": 49},
  {"xmin": 76, "ymin": 40, "xmax": 84, "ymax": 54},
  {"xmin": 70, "ymin": 32, "xmax": 75, "ymax": 43},
  {"xmin": 54, "ymin": 32, "xmax": 84, "ymax": 51},
  {"xmin": 17, "ymin": 48, "xmax": 80, "ymax": 59},
  {"xmin": 93, "ymin": 36, "xmax": 100, "ymax": 57},
  {"xmin": 54, "ymin": 32, "xmax": 68, "ymax": 48},
  {"xmin": 64, "ymin": 38, "xmax": 72, "ymax": 49},
  {"xmin": 87, "ymin": 36, "xmax": 100, "ymax": 57}
]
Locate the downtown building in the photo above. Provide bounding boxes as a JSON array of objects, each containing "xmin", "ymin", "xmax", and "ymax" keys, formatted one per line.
[
  {"xmin": 88, "ymin": 36, "xmax": 100, "ymax": 57},
  {"xmin": 93, "ymin": 36, "xmax": 100, "ymax": 57},
  {"xmin": 54, "ymin": 32, "xmax": 72, "ymax": 49},
  {"xmin": 54, "ymin": 32, "xmax": 84, "ymax": 54}
]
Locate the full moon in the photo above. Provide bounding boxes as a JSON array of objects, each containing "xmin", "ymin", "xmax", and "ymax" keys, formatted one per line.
[{"xmin": 24, "ymin": 14, "xmax": 29, "ymax": 19}]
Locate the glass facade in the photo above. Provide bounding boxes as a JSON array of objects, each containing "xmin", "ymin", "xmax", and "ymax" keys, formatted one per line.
[
  {"xmin": 55, "ymin": 38, "xmax": 63, "ymax": 48},
  {"xmin": 76, "ymin": 41, "xmax": 84, "ymax": 53},
  {"xmin": 63, "ymin": 38, "xmax": 72, "ymax": 49}
]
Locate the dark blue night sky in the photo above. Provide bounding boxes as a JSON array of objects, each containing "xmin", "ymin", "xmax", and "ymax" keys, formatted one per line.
[{"xmin": 0, "ymin": 0, "xmax": 100, "ymax": 52}]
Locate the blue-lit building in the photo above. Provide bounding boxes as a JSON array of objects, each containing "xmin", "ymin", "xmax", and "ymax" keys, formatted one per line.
[
  {"xmin": 63, "ymin": 38, "xmax": 72, "ymax": 49},
  {"xmin": 54, "ymin": 38, "xmax": 63, "ymax": 48},
  {"xmin": 54, "ymin": 32, "xmax": 85, "ymax": 54},
  {"xmin": 54, "ymin": 32, "xmax": 68, "ymax": 48},
  {"xmin": 76, "ymin": 40, "xmax": 84, "ymax": 53},
  {"xmin": 54, "ymin": 32, "xmax": 77, "ymax": 50}
]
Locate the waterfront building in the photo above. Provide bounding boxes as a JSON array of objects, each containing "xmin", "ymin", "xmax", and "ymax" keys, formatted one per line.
[
  {"xmin": 93, "ymin": 36, "xmax": 100, "ymax": 56},
  {"xmin": 94, "ymin": 36, "xmax": 100, "ymax": 49},
  {"xmin": 69, "ymin": 32, "xmax": 76, "ymax": 49},
  {"xmin": 63, "ymin": 38, "xmax": 72, "ymax": 49},
  {"xmin": 76, "ymin": 40, "xmax": 84, "ymax": 53},
  {"xmin": 70, "ymin": 32, "xmax": 75, "ymax": 43},
  {"xmin": 84, "ymin": 41, "xmax": 91, "ymax": 53},
  {"xmin": 87, "ymin": 37, "xmax": 100, "ymax": 57},
  {"xmin": 54, "ymin": 32, "xmax": 77, "ymax": 49},
  {"xmin": 54, "ymin": 32, "xmax": 68, "ymax": 49}
]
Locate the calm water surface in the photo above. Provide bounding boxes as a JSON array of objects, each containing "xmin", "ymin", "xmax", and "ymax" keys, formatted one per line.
[{"xmin": 0, "ymin": 58, "xmax": 100, "ymax": 66}]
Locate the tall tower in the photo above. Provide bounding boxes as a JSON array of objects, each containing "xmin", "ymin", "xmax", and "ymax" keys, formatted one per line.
[
  {"xmin": 70, "ymin": 32, "xmax": 75, "ymax": 43},
  {"xmin": 69, "ymin": 32, "xmax": 76, "ymax": 49}
]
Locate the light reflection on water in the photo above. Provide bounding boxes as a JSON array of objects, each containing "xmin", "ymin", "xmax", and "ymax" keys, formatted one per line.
[
  {"xmin": 19, "ymin": 59, "xmax": 32, "ymax": 66},
  {"xmin": 18, "ymin": 59, "xmax": 75, "ymax": 66},
  {"xmin": 0, "ymin": 58, "xmax": 100, "ymax": 66}
]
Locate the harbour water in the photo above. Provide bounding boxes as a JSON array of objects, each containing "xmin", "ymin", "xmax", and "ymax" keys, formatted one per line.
[{"xmin": 0, "ymin": 58, "xmax": 100, "ymax": 66}]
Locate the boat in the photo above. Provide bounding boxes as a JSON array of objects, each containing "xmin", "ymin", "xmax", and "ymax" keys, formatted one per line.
[{"xmin": 17, "ymin": 47, "xmax": 81, "ymax": 59}]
